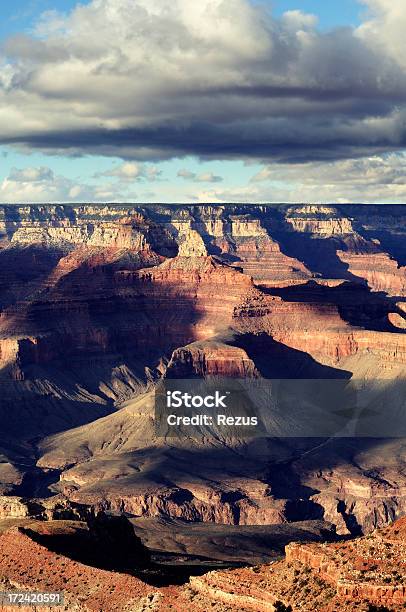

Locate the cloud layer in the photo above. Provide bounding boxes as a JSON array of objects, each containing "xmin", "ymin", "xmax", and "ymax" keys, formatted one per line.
[
  {"xmin": 3, "ymin": 154, "xmax": 406, "ymax": 204},
  {"xmin": 0, "ymin": 166, "xmax": 129, "ymax": 203},
  {"xmin": 197, "ymin": 154, "xmax": 406, "ymax": 204},
  {"xmin": 1, "ymin": 0, "xmax": 406, "ymax": 164}
]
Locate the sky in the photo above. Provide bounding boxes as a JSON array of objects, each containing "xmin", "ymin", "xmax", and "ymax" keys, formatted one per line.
[{"xmin": 0, "ymin": 0, "xmax": 406, "ymax": 203}]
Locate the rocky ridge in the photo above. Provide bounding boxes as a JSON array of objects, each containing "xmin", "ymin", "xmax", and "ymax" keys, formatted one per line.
[
  {"xmin": 186, "ymin": 517, "xmax": 406, "ymax": 610},
  {"xmin": 0, "ymin": 513, "xmax": 404, "ymax": 611}
]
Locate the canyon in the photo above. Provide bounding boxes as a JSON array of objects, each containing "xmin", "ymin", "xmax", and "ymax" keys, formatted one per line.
[
  {"xmin": 0, "ymin": 505, "xmax": 403, "ymax": 610},
  {"xmin": 0, "ymin": 203, "xmax": 405, "ymax": 608}
]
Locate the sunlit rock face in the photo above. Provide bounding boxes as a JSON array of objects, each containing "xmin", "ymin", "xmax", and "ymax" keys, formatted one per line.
[
  {"xmin": 0, "ymin": 204, "xmax": 405, "ymax": 534},
  {"xmin": 186, "ymin": 517, "xmax": 406, "ymax": 610}
]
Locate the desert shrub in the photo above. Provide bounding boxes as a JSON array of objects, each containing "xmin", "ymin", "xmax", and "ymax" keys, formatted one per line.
[{"xmin": 274, "ymin": 602, "xmax": 293, "ymax": 612}]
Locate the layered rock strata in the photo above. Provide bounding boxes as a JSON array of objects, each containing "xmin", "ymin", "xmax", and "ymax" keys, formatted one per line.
[{"xmin": 0, "ymin": 204, "xmax": 405, "ymax": 536}]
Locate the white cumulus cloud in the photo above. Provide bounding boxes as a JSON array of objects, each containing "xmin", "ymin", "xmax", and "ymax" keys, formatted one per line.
[
  {"xmin": 0, "ymin": 0, "xmax": 405, "ymax": 165},
  {"xmin": 0, "ymin": 166, "xmax": 131, "ymax": 203},
  {"xmin": 96, "ymin": 162, "xmax": 162, "ymax": 181}
]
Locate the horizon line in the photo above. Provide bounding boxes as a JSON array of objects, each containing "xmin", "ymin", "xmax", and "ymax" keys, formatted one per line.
[{"xmin": 0, "ymin": 202, "xmax": 405, "ymax": 207}]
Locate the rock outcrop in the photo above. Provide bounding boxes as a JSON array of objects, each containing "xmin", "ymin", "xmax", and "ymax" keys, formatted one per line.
[
  {"xmin": 166, "ymin": 340, "xmax": 259, "ymax": 378},
  {"xmin": 186, "ymin": 517, "xmax": 406, "ymax": 610},
  {"xmin": 0, "ymin": 514, "xmax": 403, "ymax": 611},
  {"xmin": 0, "ymin": 524, "xmax": 153, "ymax": 611},
  {"xmin": 0, "ymin": 497, "xmax": 33, "ymax": 519}
]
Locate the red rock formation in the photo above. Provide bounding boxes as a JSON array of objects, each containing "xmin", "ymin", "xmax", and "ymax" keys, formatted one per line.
[
  {"xmin": 0, "ymin": 526, "xmax": 153, "ymax": 611},
  {"xmin": 184, "ymin": 517, "xmax": 406, "ymax": 610},
  {"xmin": 0, "ymin": 516, "xmax": 404, "ymax": 611},
  {"xmin": 217, "ymin": 234, "xmax": 311, "ymax": 283},
  {"xmin": 232, "ymin": 280, "xmax": 406, "ymax": 372},
  {"xmin": 338, "ymin": 249, "xmax": 406, "ymax": 296},
  {"xmin": 285, "ymin": 518, "xmax": 406, "ymax": 607},
  {"xmin": 166, "ymin": 341, "xmax": 259, "ymax": 377}
]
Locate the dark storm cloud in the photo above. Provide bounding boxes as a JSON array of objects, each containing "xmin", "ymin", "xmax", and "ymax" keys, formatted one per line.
[
  {"xmin": 5, "ymin": 116, "xmax": 406, "ymax": 164},
  {"xmin": 0, "ymin": 0, "xmax": 406, "ymax": 163}
]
